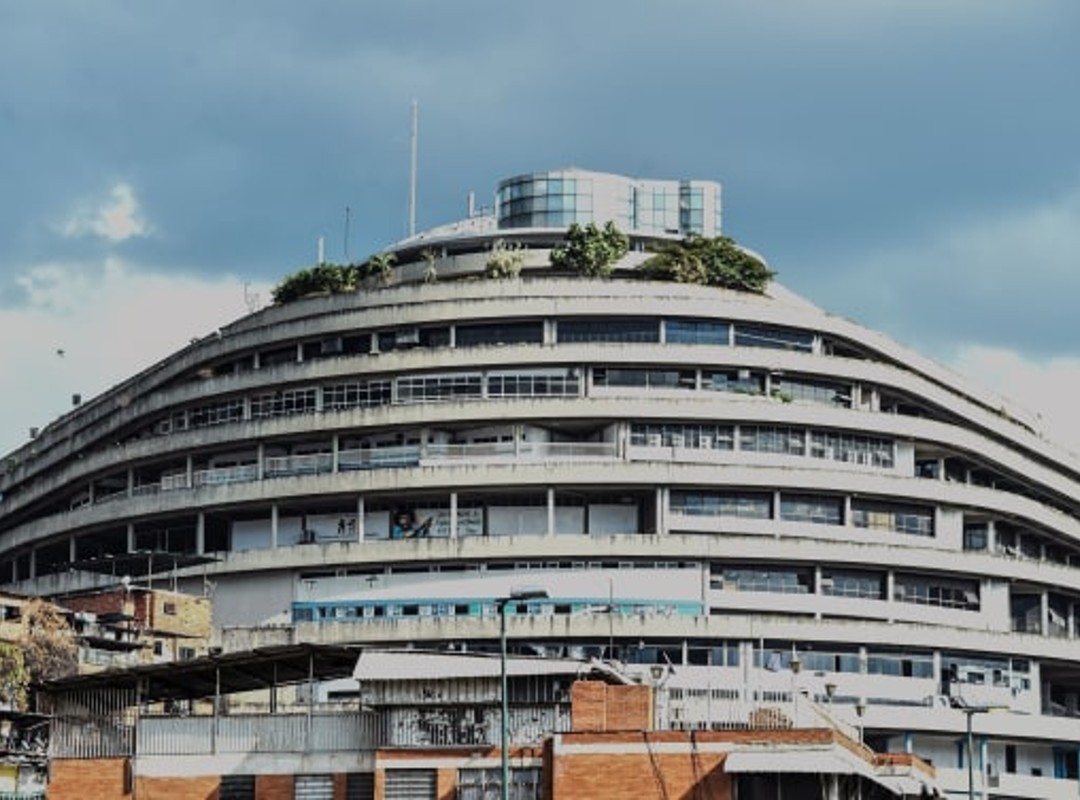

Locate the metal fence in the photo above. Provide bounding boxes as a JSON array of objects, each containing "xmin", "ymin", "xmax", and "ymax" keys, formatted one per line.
[{"xmin": 136, "ymin": 711, "xmax": 387, "ymax": 756}]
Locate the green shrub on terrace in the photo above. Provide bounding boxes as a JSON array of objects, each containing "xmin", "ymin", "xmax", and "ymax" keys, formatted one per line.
[
  {"xmin": 549, "ymin": 222, "xmax": 629, "ymax": 278},
  {"xmin": 270, "ymin": 263, "xmax": 358, "ymax": 304},
  {"xmin": 642, "ymin": 234, "xmax": 775, "ymax": 293}
]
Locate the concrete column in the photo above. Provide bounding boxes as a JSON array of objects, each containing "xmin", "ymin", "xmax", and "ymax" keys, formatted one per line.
[
  {"xmin": 1069, "ymin": 602, "xmax": 1076, "ymax": 640},
  {"xmin": 886, "ymin": 572, "xmax": 896, "ymax": 621},
  {"xmin": 257, "ymin": 443, "xmax": 265, "ymax": 480},
  {"xmin": 658, "ymin": 319, "xmax": 666, "ymax": 344},
  {"xmin": 28, "ymin": 549, "xmax": 36, "ymax": 580},
  {"xmin": 843, "ymin": 495, "xmax": 853, "ymax": 526},
  {"xmin": 1041, "ymin": 591, "xmax": 1050, "ymax": 636},
  {"xmin": 332, "ymin": 434, "xmax": 340, "ymax": 473},
  {"xmin": 127, "ymin": 468, "xmax": 135, "ymax": 497},
  {"xmin": 87, "ymin": 482, "xmax": 95, "ymax": 504},
  {"xmin": 450, "ymin": 492, "xmax": 458, "ymax": 540},
  {"xmin": 420, "ymin": 427, "xmax": 430, "ymax": 459},
  {"xmin": 773, "ymin": 491, "xmax": 782, "ymax": 521},
  {"xmin": 544, "ymin": 319, "xmax": 554, "ymax": 346},
  {"xmin": 126, "ymin": 523, "xmax": 136, "ymax": 553},
  {"xmin": 252, "ymin": 351, "xmax": 260, "ymax": 369},
  {"xmin": 356, "ymin": 496, "xmax": 365, "ymax": 542},
  {"xmin": 271, "ymin": 504, "xmax": 279, "ymax": 549},
  {"xmin": 546, "ymin": 488, "xmax": 555, "ymax": 537},
  {"xmin": 186, "ymin": 455, "xmax": 194, "ymax": 488},
  {"xmin": 196, "ymin": 513, "xmax": 206, "ymax": 555},
  {"xmin": 932, "ymin": 651, "xmax": 942, "ymax": 686},
  {"xmin": 296, "ymin": 342, "xmax": 304, "ymax": 363},
  {"xmin": 655, "ymin": 487, "xmax": 665, "ymax": 535},
  {"xmin": 986, "ymin": 520, "xmax": 997, "ymax": 553},
  {"xmin": 813, "ymin": 566, "xmax": 823, "ymax": 620},
  {"xmin": 69, "ymin": 536, "xmax": 77, "ymax": 563}
]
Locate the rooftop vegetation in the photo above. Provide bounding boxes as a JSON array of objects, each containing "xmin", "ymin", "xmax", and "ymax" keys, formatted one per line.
[
  {"xmin": 641, "ymin": 234, "xmax": 775, "ymax": 294},
  {"xmin": 549, "ymin": 221, "xmax": 629, "ymax": 278},
  {"xmin": 269, "ymin": 226, "xmax": 773, "ymax": 304}
]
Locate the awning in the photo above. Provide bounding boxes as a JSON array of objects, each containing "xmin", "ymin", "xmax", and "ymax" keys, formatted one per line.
[
  {"xmin": 724, "ymin": 748, "xmax": 930, "ymax": 797},
  {"xmin": 354, "ymin": 650, "xmax": 592, "ymax": 681},
  {"xmin": 725, "ymin": 748, "xmax": 870, "ymax": 776}
]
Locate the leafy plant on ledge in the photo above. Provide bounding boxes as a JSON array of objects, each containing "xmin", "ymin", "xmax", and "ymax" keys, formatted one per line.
[
  {"xmin": 270, "ymin": 263, "xmax": 358, "ymax": 305},
  {"xmin": 641, "ymin": 234, "xmax": 775, "ymax": 293},
  {"xmin": 550, "ymin": 222, "xmax": 629, "ymax": 278},
  {"xmin": 485, "ymin": 239, "xmax": 525, "ymax": 279},
  {"xmin": 359, "ymin": 252, "xmax": 397, "ymax": 287}
]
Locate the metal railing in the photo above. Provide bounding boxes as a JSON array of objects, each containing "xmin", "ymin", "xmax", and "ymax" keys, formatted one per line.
[
  {"xmin": 137, "ymin": 711, "xmax": 386, "ymax": 756},
  {"xmin": 193, "ymin": 464, "xmax": 258, "ymax": 486},
  {"xmin": 264, "ymin": 452, "xmax": 334, "ymax": 477}
]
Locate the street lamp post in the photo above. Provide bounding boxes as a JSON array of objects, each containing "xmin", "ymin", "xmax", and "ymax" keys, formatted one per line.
[
  {"xmin": 497, "ymin": 588, "xmax": 548, "ymax": 800},
  {"xmin": 960, "ymin": 704, "xmax": 1006, "ymax": 800}
]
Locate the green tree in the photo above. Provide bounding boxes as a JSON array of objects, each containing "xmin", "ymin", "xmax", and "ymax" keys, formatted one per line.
[
  {"xmin": 0, "ymin": 641, "xmax": 29, "ymax": 710},
  {"xmin": 549, "ymin": 222, "xmax": 629, "ymax": 278},
  {"xmin": 270, "ymin": 263, "xmax": 358, "ymax": 304},
  {"xmin": 642, "ymin": 234, "xmax": 774, "ymax": 293}
]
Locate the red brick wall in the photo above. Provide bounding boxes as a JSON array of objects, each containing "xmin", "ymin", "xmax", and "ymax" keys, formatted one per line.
[
  {"xmin": 255, "ymin": 774, "xmax": 295, "ymax": 800},
  {"xmin": 49, "ymin": 758, "xmax": 131, "ymax": 799},
  {"xmin": 135, "ymin": 775, "xmax": 221, "ymax": 799},
  {"xmin": 436, "ymin": 766, "xmax": 457, "ymax": 800},
  {"xmin": 551, "ymin": 740, "xmax": 732, "ymax": 800},
  {"xmin": 570, "ymin": 681, "xmax": 652, "ymax": 732}
]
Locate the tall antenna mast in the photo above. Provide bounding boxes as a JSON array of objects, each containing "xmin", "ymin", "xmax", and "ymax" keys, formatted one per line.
[
  {"xmin": 343, "ymin": 205, "xmax": 351, "ymax": 262},
  {"xmin": 408, "ymin": 99, "xmax": 418, "ymax": 237}
]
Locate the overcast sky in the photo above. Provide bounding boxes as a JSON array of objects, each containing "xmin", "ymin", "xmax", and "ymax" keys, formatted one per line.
[{"xmin": 2, "ymin": 1, "xmax": 1079, "ymax": 455}]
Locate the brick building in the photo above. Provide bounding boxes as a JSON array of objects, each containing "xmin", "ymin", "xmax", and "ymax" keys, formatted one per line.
[{"xmin": 42, "ymin": 646, "xmax": 940, "ymax": 799}]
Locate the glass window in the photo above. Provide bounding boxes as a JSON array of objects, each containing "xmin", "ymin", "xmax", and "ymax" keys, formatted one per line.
[
  {"xmin": 396, "ymin": 373, "xmax": 483, "ymax": 404},
  {"xmin": 487, "ymin": 370, "xmax": 580, "ymax": 397},
  {"xmin": 593, "ymin": 368, "xmax": 695, "ymax": 389},
  {"xmin": 671, "ymin": 491, "xmax": 772, "ymax": 519},
  {"xmin": 734, "ymin": 324, "xmax": 814, "ymax": 352},
  {"xmin": 894, "ymin": 574, "xmax": 979, "ymax": 610},
  {"xmin": 704, "ymin": 370, "xmax": 763, "ymax": 395},
  {"xmin": 851, "ymin": 500, "xmax": 934, "ymax": 537},
  {"xmin": 716, "ymin": 566, "xmax": 811, "ymax": 594},
  {"xmin": 963, "ymin": 524, "xmax": 988, "ymax": 551},
  {"xmin": 558, "ymin": 318, "xmax": 660, "ymax": 343},
  {"xmin": 773, "ymin": 378, "xmax": 851, "ymax": 407},
  {"xmin": 630, "ymin": 423, "xmax": 734, "ymax": 450},
  {"xmin": 456, "ymin": 321, "xmax": 543, "ymax": 348},
  {"xmin": 822, "ymin": 570, "xmax": 884, "ymax": 599},
  {"xmin": 809, "ymin": 431, "xmax": 894, "ymax": 468},
  {"xmin": 780, "ymin": 494, "xmax": 842, "ymax": 525},
  {"xmin": 740, "ymin": 426, "xmax": 806, "ymax": 456},
  {"xmin": 666, "ymin": 319, "xmax": 730, "ymax": 345}
]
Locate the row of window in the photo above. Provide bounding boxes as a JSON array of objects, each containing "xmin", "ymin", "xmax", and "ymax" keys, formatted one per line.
[
  {"xmin": 711, "ymin": 566, "xmax": 979, "ymax": 610},
  {"xmin": 292, "ymin": 598, "xmax": 702, "ymax": 623},
  {"xmin": 158, "ymin": 365, "xmax": 852, "ymax": 436},
  {"xmin": 216, "ymin": 317, "xmax": 818, "ymax": 377},
  {"xmin": 670, "ymin": 491, "xmax": 934, "ymax": 537}
]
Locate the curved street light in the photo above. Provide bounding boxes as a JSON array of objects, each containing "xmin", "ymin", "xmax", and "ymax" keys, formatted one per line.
[{"xmin": 497, "ymin": 588, "xmax": 549, "ymax": 800}]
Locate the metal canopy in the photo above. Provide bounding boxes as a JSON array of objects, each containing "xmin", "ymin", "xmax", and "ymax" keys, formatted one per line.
[
  {"xmin": 62, "ymin": 550, "xmax": 218, "ymax": 576},
  {"xmin": 40, "ymin": 644, "xmax": 360, "ymax": 703}
]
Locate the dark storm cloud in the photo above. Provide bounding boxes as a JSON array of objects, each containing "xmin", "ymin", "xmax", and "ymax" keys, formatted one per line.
[{"xmin": 1, "ymin": 1, "xmax": 1078, "ymax": 355}]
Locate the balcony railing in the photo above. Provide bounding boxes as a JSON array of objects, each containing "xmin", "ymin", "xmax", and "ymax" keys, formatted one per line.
[
  {"xmin": 193, "ymin": 464, "xmax": 258, "ymax": 487},
  {"xmin": 137, "ymin": 711, "xmax": 386, "ymax": 756}
]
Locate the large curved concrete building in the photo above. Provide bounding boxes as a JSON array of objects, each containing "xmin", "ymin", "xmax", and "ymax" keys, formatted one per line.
[{"xmin": 3, "ymin": 168, "xmax": 1080, "ymax": 797}]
